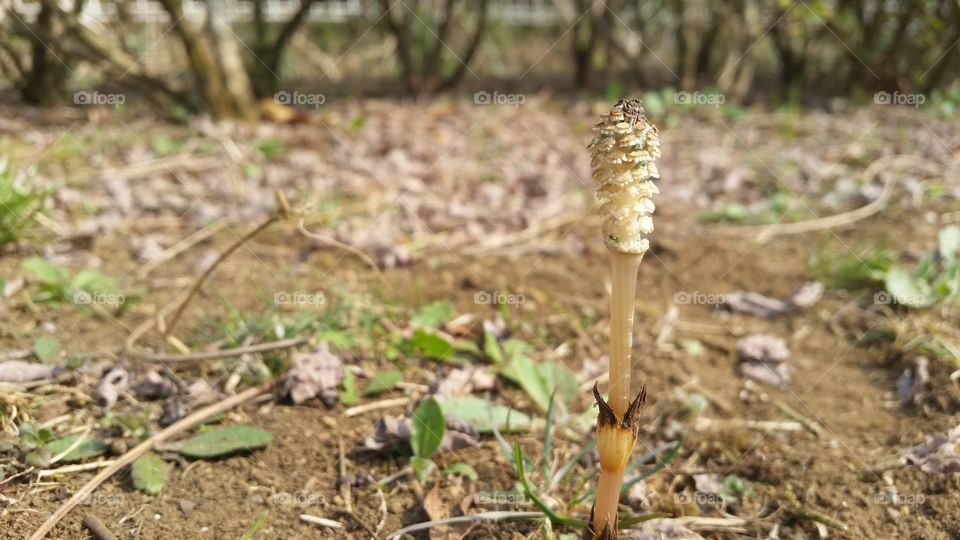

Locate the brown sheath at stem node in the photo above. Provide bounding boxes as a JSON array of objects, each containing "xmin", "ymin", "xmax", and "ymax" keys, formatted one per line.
[{"xmin": 593, "ymin": 382, "xmax": 646, "ymax": 433}]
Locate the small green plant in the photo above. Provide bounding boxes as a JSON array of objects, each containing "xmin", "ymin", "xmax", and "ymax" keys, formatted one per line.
[
  {"xmin": 809, "ymin": 242, "xmax": 895, "ymax": 290},
  {"xmin": 0, "ymin": 160, "xmax": 48, "ymax": 248},
  {"xmin": 810, "ymin": 225, "xmax": 960, "ymax": 307},
  {"xmin": 410, "ymin": 396, "xmax": 445, "ymax": 482},
  {"xmin": 697, "ymin": 190, "xmax": 806, "ymax": 226},
  {"xmin": 21, "ymin": 258, "xmax": 133, "ymax": 311}
]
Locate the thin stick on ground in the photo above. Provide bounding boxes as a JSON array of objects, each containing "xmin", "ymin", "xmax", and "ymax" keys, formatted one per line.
[
  {"xmin": 385, "ymin": 512, "xmax": 543, "ymax": 539},
  {"xmin": 37, "ymin": 460, "xmax": 117, "ymax": 478},
  {"xmin": 297, "ymin": 218, "xmax": 388, "ymax": 286},
  {"xmin": 710, "ymin": 154, "xmax": 938, "ymax": 240},
  {"xmin": 82, "ymin": 513, "xmax": 119, "ymax": 540},
  {"xmin": 126, "ymin": 336, "xmax": 307, "ymax": 363},
  {"xmin": 29, "ymin": 380, "xmax": 276, "ymax": 540},
  {"xmin": 163, "ymin": 214, "xmax": 280, "ymax": 338},
  {"xmin": 374, "ymin": 486, "xmax": 388, "ymax": 537},
  {"xmin": 793, "ymin": 506, "xmax": 848, "ymax": 532},
  {"xmin": 136, "ymin": 219, "xmax": 232, "ymax": 278},
  {"xmin": 300, "ymin": 514, "xmax": 344, "ymax": 529},
  {"xmin": 338, "ymin": 437, "xmax": 352, "ymax": 513},
  {"xmin": 344, "ymin": 396, "xmax": 411, "ymax": 417}
]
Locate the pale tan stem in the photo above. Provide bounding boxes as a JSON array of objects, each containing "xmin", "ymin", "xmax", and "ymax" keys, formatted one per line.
[
  {"xmin": 593, "ymin": 468, "xmax": 625, "ymax": 533},
  {"xmin": 607, "ymin": 251, "xmax": 643, "ymax": 418}
]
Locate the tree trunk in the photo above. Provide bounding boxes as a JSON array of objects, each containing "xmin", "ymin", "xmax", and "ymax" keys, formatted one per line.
[{"xmin": 21, "ymin": 0, "xmax": 70, "ymax": 104}]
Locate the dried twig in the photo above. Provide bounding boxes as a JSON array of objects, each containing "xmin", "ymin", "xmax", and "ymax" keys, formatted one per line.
[
  {"xmin": 49, "ymin": 427, "xmax": 92, "ymax": 465},
  {"xmin": 126, "ymin": 336, "xmax": 307, "ymax": 363},
  {"xmin": 38, "ymin": 460, "xmax": 117, "ymax": 478},
  {"xmin": 29, "ymin": 381, "xmax": 275, "ymax": 540},
  {"xmin": 670, "ymin": 516, "xmax": 749, "ymax": 532},
  {"xmin": 300, "ymin": 514, "xmax": 344, "ymax": 529},
  {"xmin": 793, "ymin": 506, "xmax": 848, "ymax": 531},
  {"xmin": 385, "ymin": 511, "xmax": 543, "ymax": 539},
  {"xmin": 374, "ymin": 486, "xmax": 388, "ymax": 537},
  {"xmin": 82, "ymin": 513, "xmax": 119, "ymax": 540},
  {"xmin": 297, "ymin": 218, "xmax": 388, "ymax": 285},
  {"xmin": 344, "ymin": 397, "xmax": 411, "ymax": 417},
  {"xmin": 711, "ymin": 154, "xmax": 937, "ymax": 240},
  {"xmin": 338, "ymin": 437, "xmax": 352, "ymax": 513},
  {"xmin": 136, "ymin": 219, "xmax": 232, "ymax": 278},
  {"xmin": 164, "ymin": 214, "xmax": 280, "ymax": 338},
  {"xmin": 772, "ymin": 399, "xmax": 824, "ymax": 438}
]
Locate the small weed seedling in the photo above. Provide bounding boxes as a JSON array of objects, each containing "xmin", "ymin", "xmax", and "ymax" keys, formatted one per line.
[{"xmin": 0, "ymin": 159, "xmax": 48, "ymax": 249}]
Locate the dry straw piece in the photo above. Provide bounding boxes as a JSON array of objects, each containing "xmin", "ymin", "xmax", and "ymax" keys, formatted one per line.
[{"xmin": 586, "ymin": 100, "xmax": 661, "ymax": 540}]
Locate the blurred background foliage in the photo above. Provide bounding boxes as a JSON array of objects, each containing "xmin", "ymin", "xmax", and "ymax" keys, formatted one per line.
[{"xmin": 1, "ymin": 0, "xmax": 959, "ymax": 118}]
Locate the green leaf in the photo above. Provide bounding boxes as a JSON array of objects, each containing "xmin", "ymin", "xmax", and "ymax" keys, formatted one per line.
[
  {"xmin": 617, "ymin": 513, "xmax": 672, "ymax": 528},
  {"xmin": 502, "ymin": 355, "xmax": 578, "ymax": 412},
  {"xmin": 412, "ymin": 301, "xmax": 454, "ymax": 328},
  {"xmin": 132, "ymin": 452, "xmax": 169, "ymax": 494},
  {"xmin": 25, "ymin": 446, "xmax": 52, "ymax": 467},
  {"xmin": 254, "ymin": 138, "xmax": 285, "ymax": 159},
  {"xmin": 411, "ymin": 397, "xmax": 445, "ymax": 460},
  {"xmin": 884, "ymin": 266, "xmax": 936, "ymax": 308},
  {"xmin": 18, "ymin": 423, "xmax": 53, "ymax": 449},
  {"xmin": 539, "ymin": 361, "xmax": 579, "ymax": 404},
  {"xmin": 340, "ymin": 370, "xmax": 358, "ymax": 406},
  {"xmin": 680, "ymin": 339, "xmax": 706, "ymax": 357},
  {"xmin": 409, "ymin": 329, "xmax": 456, "ymax": 362},
  {"xmin": 621, "ymin": 437, "xmax": 686, "ymax": 493},
  {"xmin": 940, "ymin": 225, "xmax": 960, "ymax": 262},
  {"xmin": 513, "ymin": 440, "xmax": 587, "ymax": 528},
  {"xmin": 440, "ymin": 396, "xmax": 531, "ymax": 433},
  {"xmin": 543, "ymin": 391, "xmax": 556, "ymax": 480},
  {"xmin": 44, "ymin": 435, "xmax": 105, "ymax": 463},
  {"xmin": 442, "ymin": 462, "xmax": 478, "ymax": 481},
  {"xmin": 33, "ymin": 337, "xmax": 60, "ymax": 363},
  {"xmin": 174, "ymin": 425, "xmax": 272, "ymax": 458},
  {"xmin": 411, "ymin": 456, "xmax": 435, "ymax": 483},
  {"xmin": 241, "ymin": 511, "xmax": 270, "ymax": 540},
  {"xmin": 71, "ymin": 269, "xmax": 119, "ymax": 295},
  {"xmin": 364, "ymin": 369, "xmax": 403, "ymax": 396},
  {"xmin": 483, "ymin": 330, "xmax": 504, "ymax": 364},
  {"xmin": 22, "ymin": 258, "xmax": 70, "ymax": 289}
]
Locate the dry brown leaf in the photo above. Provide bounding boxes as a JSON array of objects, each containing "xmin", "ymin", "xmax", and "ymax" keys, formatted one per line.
[
  {"xmin": 736, "ymin": 334, "xmax": 793, "ymax": 387},
  {"xmin": 905, "ymin": 424, "xmax": 960, "ymax": 476},
  {"xmin": 431, "ymin": 366, "xmax": 496, "ymax": 400},
  {"xmin": 364, "ymin": 416, "xmax": 479, "ymax": 453},
  {"xmin": 281, "ymin": 344, "xmax": 343, "ymax": 406},
  {"xmin": 897, "ymin": 356, "xmax": 930, "ymax": 407},
  {"xmin": 135, "ymin": 368, "xmax": 179, "ymax": 400}
]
